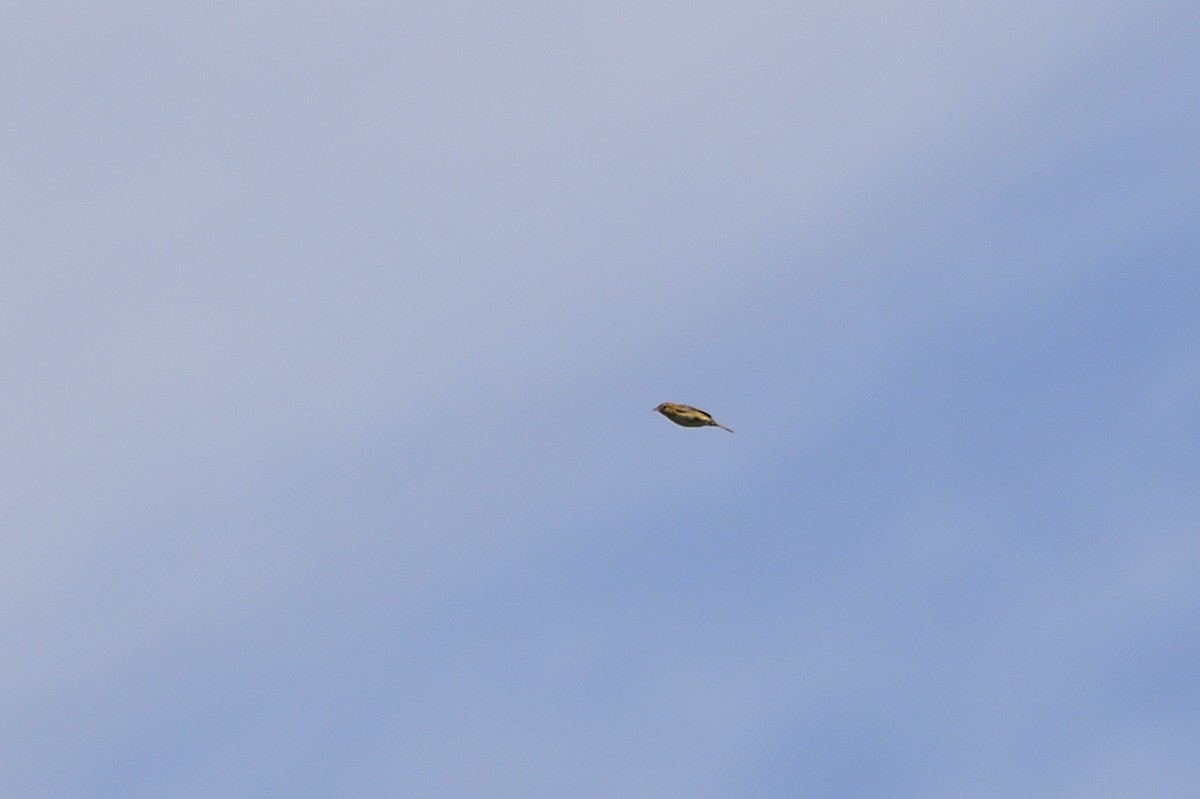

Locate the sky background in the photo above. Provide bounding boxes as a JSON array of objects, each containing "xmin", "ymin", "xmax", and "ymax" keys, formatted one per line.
[{"xmin": 4, "ymin": 2, "xmax": 1200, "ymax": 797}]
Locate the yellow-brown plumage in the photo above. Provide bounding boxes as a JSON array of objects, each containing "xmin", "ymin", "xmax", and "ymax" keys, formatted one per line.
[{"xmin": 654, "ymin": 402, "xmax": 733, "ymax": 432}]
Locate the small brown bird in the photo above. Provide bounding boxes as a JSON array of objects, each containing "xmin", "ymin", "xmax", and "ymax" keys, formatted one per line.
[{"xmin": 654, "ymin": 402, "xmax": 734, "ymax": 433}]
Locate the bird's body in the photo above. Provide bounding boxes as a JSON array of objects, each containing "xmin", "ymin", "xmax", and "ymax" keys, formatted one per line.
[{"xmin": 654, "ymin": 402, "xmax": 734, "ymax": 432}]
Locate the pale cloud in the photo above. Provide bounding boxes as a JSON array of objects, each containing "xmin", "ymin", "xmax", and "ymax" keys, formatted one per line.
[{"xmin": 2, "ymin": 2, "xmax": 1197, "ymax": 797}]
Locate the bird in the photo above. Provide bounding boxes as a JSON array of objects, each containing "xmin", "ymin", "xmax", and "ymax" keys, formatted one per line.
[{"xmin": 654, "ymin": 402, "xmax": 734, "ymax": 433}]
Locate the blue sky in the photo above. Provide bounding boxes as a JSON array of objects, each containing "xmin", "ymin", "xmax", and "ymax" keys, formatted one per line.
[{"xmin": 4, "ymin": 2, "xmax": 1199, "ymax": 797}]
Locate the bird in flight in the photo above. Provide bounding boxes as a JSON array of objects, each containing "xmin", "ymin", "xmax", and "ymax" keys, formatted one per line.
[{"xmin": 654, "ymin": 402, "xmax": 734, "ymax": 433}]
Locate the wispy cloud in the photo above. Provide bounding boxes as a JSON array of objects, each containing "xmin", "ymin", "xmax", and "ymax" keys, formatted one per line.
[{"xmin": 2, "ymin": 2, "xmax": 1198, "ymax": 797}]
